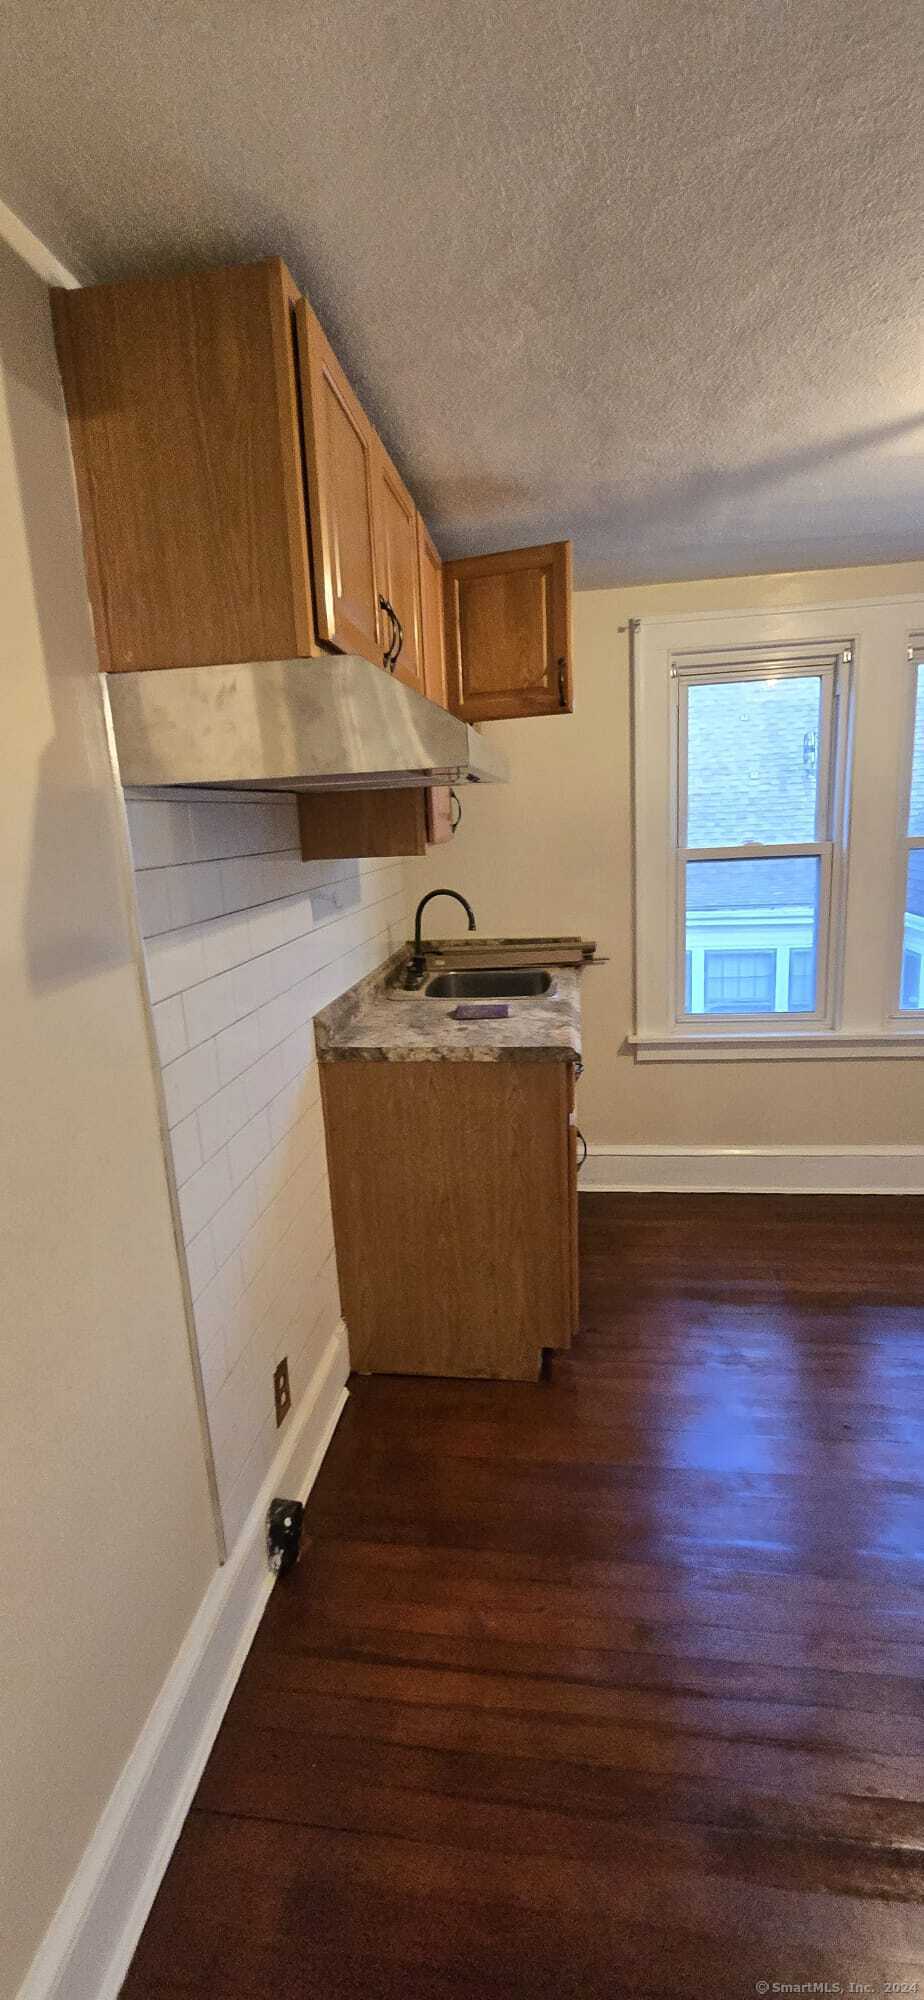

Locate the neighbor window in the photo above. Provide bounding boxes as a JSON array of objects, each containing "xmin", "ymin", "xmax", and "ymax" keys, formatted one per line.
[{"xmin": 632, "ymin": 598, "xmax": 924, "ymax": 1058}]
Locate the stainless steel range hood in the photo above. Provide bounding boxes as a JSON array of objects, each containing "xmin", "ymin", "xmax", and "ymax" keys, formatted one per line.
[{"xmin": 105, "ymin": 655, "xmax": 509, "ymax": 792}]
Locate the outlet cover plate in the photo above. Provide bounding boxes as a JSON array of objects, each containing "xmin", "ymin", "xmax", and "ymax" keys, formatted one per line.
[{"xmin": 273, "ymin": 1356, "xmax": 291, "ymax": 1427}]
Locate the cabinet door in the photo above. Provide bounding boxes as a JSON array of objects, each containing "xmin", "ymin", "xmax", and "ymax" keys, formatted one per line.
[
  {"xmin": 51, "ymin": 259, "xmax": 316, "ymax": 671},
  {"xmin": 373, "ymin": 445, "xmax": 423, "ymax": 693},
  {"xmin": 296, "ymin": 299, "xmax": 382, "ymax": 668},
  {"xmin": 443, "ymin": 540, "xmax": 573, "ymax": 721},
  {"xmin": 417, "ymin": 515, "xmax": 448, "ymax": 707}
]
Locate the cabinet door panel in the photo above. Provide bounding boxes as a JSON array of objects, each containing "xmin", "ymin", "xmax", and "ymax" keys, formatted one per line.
[
  {"xmin": 296, "ymin": 300, "xmax": 381, "ymax": 668},
  {"xmin": 417, "ymin": 515, "xmax": 448, "ymax": 708},
  {"xmin": 374, "ymin": 446, "xmax": 423, "ymax": 692},
  {"xmin": 51, "ymin": 258, "xmax": 316, "ymax": 671},
  {"xmin": 444, "ymin": 540, "xmax": 572, "ymax": 721}
]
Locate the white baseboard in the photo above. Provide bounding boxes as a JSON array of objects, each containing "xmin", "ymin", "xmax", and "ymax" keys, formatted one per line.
[
  {"xmin": 581, "ymin": 1145, "xmax": 924, "ymax": 1194},
  {"xmin": 18, "ymin": 1321, "xmax": 350, "ymax": 2000}
]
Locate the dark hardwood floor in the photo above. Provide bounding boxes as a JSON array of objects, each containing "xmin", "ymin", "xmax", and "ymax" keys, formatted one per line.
[{"xmin": 124, "ymin": 1194, "xmax": 924, "ymax": 1997}]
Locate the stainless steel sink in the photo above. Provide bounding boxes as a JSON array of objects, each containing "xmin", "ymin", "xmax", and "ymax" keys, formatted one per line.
[{"xmin": 424, "ymin": 967, "xmax": 554, "ymax": 998}]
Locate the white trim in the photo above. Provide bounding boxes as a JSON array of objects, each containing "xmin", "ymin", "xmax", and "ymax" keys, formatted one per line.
[
  {"xmin": 0, "ymin": 198, "xmax": 81, "ymax": 286},
  {"xmin": 581, "ymin": 1146, "xmax": 924, "ymax": 1194},
  {"xmin": 16, "ymin": 1324, "xmax": 350, "ymax": 2000},
  {"xmin": 637, "ymin": 592, "xmax": 924, "ymax": 627},
  {"xmin": 633, "ymin": 594, "xmax": 924, "ymax": 1053},
  {"xmin": 631, "ymin": 1031, "xmax": 924, "ymax": 1061}
]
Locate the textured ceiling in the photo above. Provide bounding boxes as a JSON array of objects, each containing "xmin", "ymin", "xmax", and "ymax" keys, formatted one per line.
[{"xmin": 2, "ymin": 0, "xmax": 922, "ymax": 585}]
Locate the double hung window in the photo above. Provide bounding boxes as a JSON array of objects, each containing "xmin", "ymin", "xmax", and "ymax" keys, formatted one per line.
[{"xmin": 632, "ymin": 597, "xmax": 924, "ymax": 1058}]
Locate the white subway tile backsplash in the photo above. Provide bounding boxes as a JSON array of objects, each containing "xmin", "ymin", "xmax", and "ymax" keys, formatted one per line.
[
  {"xmin": 165, "ymin": 860, "xmax": 226, "ymax": 929},
  {"xmin": 126, "ymin": 798, "xmax": 193, "ymax": 868},
  {"xmin": 193, "ymin": 1248, "xmax": 243, "ymax": 1351},
  {"xmin": 170, "ymin": 1111, "xmax": 203, "ymax": 1189},
  {"xmin": 191, "ymin": 796, "xmax": 296, "ymax": 864},
  {"xmin": 228, "ymin": 1108, "xmax": 272, "ymax": 1190},
  {"xmin": 210, "ymin": 1173, "xmax": 260, "ymax": 1272},
  {"xmin": 184, "ymin": 1225, "xmax": 216, "ymax": 1301},
  {"xmin": 131, "ymin": 789, "xmax": 411, "ymax": 1553},
  {"xmin": 241, "ymin": 1046, "xmax": 285, "ymax": 1123},
  {"xmin": 197, "ymin": 909, "xmax": 255, "ymax": 980},
  {"xmin": 280, "ymin": 1022, "xmax": 315, "ymax": 1084},
  {"xmin": 177, "ymin": 1147, "xmax": 233, "ymax": 1244},
  {"xmin": 182, "ymin": 967, "xmax": 240, "ymax": 1049},
  {"xmin": 146, "ymin": 926, "xmax": 207, "ymax": 1004},
  {"xmin": 198, "ymin": 1329, "xmax": 228, "ymax": 1403},
  {"xmin": 197, "ymin": 1073, "xmax": 250, "ymax": 1164},
  {"xmin": 135, "ymin": 868, "xmax": 173, "ymax": 938},
  {"xmin": 151, "ymin": 994, "xmax": 188, "ymax": 1067},
  {"xmin": 214, "ymin": 1010, "xmax": 264, "ymax": 1088},
  {"xmin": 162, "ymin": 1038, "xmax": 220, "ymax": 1126},
  {"xmin": 269, "ymin": 1073, "xmax": 313, "ymax": 1146},
  {"xmin": 232, "ymin": 952, "xmax": 278, "ymax": 1020}
]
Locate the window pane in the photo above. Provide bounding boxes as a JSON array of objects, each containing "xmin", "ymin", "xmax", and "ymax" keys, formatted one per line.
[
  {"xmin": 909, "ymin": 664, "xmax": 924, "ymax": 837},
  {"xmin": 900, "ymin": 850, "xmax": 924, "ymax": 1009},
  {"xmin": 704, "ymin": 950, "xmax": 775, "ymax": 1013},
  {"xmin": 686, "ymin": 674, "xmax": 822, "ymax": 847},
  {"xmin": 684, "ymin": 856, "xmax": 820, "ymax": 1016},
  {"xmin": 787, "ymin": 946, "xmax": 817, "ymax": 1013}
]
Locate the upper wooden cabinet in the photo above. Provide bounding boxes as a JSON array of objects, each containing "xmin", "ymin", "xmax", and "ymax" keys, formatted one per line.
[
  {"xmin": 295, "ymin": 297, "xmax": 381, "ymax": 670},
  {"xmin": 417, "ymin": 516, "xmax": 449, "ymax": 709},
  {"xmin": 443, "ymin": 541, "xmax": 573, "ymax": 722},
  {"xmin": 51, "ymin": 258, "xmax": 316, "ymax": 672},
  {"xmin": 52, "ymin": 256, "xmax": 575, "ymax": 726},
  {"xmin": 372, "ymin": 444, "xmax": 423, "ymax": 692}
]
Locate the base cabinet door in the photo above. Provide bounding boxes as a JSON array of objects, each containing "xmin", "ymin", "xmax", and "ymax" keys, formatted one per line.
[
  {"xmin": 320, "ymin": 1060, "xmax": 575, "ymax": 1380},
  {"xmin": 296, "ymin": 298, "xmax": 382, "ymax": 668},
  {"xmin": 443, "ymin": 540, "xmax": 573, "ymax": 721}
]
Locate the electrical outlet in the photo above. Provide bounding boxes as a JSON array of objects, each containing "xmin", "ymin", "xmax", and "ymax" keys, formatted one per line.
[{"xmin": 273, "ymin": 1356, "xmax": 291, "ymax": 1427}]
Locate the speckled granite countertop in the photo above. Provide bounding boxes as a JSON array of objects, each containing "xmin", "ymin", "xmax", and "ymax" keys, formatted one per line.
[{"xmin": 315, "ymin": 942, "xmax": 583, "ymax": 1065}]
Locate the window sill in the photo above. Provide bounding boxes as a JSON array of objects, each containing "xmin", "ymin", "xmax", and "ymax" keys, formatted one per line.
[{"xmin": 630, "ymin": 1031, "xmax": 924, "ymax": 1063}]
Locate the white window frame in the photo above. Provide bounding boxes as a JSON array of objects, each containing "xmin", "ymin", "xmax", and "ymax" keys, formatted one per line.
[
  {"xmin": 672, "ymin": 650, "xmax": 845, "ymax": 1036},
  {"xmin": 631, "ymin": 594, "xmax": 924, "ymax": 1061},
  {"xmin": 888, "ymin": 639, "xmax": 924, "ymax": 1022}
]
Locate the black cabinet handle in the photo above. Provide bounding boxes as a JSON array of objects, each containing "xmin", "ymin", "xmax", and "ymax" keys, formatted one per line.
[
  {"xmin": 392, "ymin": 610, "xmax": 404, "ymax": 667},
  {"xmin": 557, "ymin": 657, "xmax": 568, "ymax": 708},
  {"xmin": 576, "ymin": 1128, "xmax": 587, "ymax": 1170},
  {"xmin": 378, "ymin": 595, "xmax": 398, "ymax": 670},
  {"xmin": 449, "ymin": 788, "xmax": 462, "ymax": 832}
]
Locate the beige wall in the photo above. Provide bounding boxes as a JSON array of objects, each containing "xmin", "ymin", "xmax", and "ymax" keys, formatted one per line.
[
  {"xmin": 0, "ymin": 236, "xmax": 218, "ymax": 1993},
  {"xmin": 411, "ymin": 560, "xmax": 924, "ymax": 1147}
]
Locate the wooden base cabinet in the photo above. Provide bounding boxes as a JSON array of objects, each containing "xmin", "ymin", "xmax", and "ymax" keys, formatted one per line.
[{"xmin": 320, "ymin": 1059, "xmax": 578, "ymax": 1380}]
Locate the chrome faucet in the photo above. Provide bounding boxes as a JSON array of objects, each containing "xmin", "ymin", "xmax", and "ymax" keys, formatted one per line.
[{"xmin": 408, "ymin": 889, "xmax": 476, "ymax": 983}]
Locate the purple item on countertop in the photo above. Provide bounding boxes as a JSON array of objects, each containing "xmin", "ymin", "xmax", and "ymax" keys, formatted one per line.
[{"xmin": 450, "ymin": 1002, "xmax": 511, "ymax": 1021}]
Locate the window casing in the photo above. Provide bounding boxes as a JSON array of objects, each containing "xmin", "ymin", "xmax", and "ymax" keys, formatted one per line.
[
  {"xmin": 673, "ymin": 653, "xmax": 846, "ymax": 1034},
  {"xmin": 632, "ymin": 595, "xmax": 924, "ymax": 1059},
  {"xmin": 896, "ymin": 648, "xmax": 924, "ymax": 1016}
]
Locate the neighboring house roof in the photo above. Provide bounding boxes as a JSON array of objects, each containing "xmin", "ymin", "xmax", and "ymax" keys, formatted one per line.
[{"xmin": 686, "ymin": 674, "xmax": 924, "ymax": 917}]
